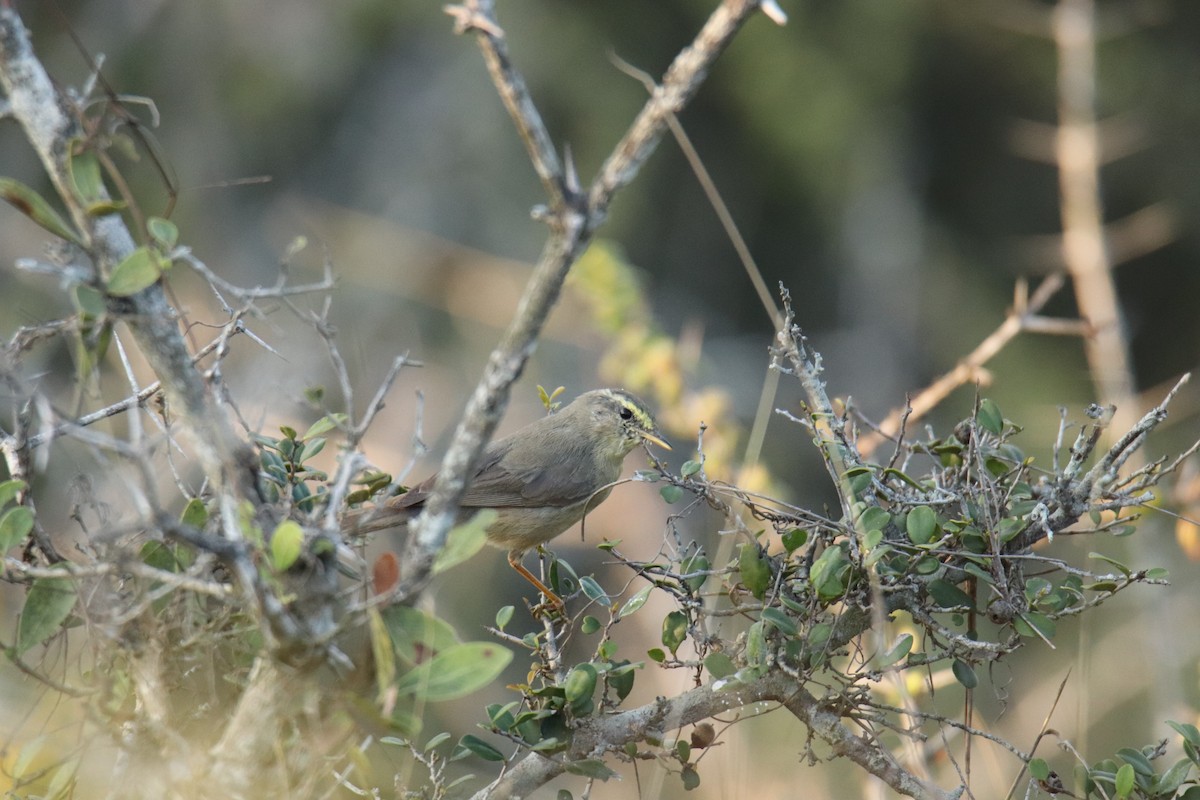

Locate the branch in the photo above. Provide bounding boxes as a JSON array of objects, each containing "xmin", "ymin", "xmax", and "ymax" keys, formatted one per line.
[
  {"xmin": 394, "ymin": 0, "xmax": 780, "ymax": 602},
  {"xmin": 0, "ymin": 8, "xmax": 257, "ymax": 502},
  {"xmin": 859, "ymin": 275, "xmax": 1070, "ymax": 458},
  {"xmin": 474, "ymin": 671, "xmax": 962, "ymax": 800}
]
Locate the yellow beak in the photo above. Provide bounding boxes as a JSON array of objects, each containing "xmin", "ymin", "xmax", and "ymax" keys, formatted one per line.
[{"xmin": 641, "ymin": 431, "xmax": 672, "ymax": 451}]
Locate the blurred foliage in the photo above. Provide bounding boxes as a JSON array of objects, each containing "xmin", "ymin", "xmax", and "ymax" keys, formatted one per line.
[{"xmin": 3, "ymin": 1, "xmax": 1200, "ymax": 799}]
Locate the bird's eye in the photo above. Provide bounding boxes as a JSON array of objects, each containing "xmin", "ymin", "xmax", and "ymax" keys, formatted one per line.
[{"xmin": 619, "ymin": 406, "xmax": 634, "ymax": 420}]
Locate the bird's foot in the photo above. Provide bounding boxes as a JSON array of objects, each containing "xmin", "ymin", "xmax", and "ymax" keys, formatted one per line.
[{"xmin": 529, "ymin": 594, "xmax": 566, "ymax": 620}]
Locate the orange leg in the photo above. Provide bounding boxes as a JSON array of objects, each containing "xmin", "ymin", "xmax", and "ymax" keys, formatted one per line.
[{"xmin": 507, "ymin": 550, "xmax": 564, "ymax": 613}]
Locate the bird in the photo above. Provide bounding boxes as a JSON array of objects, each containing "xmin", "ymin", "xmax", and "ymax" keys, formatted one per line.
[{"xmin": 347, "ymin": 388, "xmax": 670, "ymax": 610}]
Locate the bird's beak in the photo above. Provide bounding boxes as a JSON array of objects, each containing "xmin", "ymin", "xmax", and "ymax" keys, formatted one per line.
[{"xmin": 641, "ymin": 430, "xmax": 672, "ymax": 451}]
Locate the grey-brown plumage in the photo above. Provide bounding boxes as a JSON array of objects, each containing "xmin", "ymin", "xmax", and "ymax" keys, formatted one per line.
[{"xmin": 348, "ymin": 389, "xmax": 669, "ymax": 607}]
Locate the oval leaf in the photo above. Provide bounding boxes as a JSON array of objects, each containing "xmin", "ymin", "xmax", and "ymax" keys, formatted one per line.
[
  {"xmin": 662, "ymin": 610, "xmax": 688, "ymax": 655},
  {"xmin": 180, "ymin": 497, "xmax": 207, "ymax": 529},
  {"xmin": 928, "ymin": 579, "xmax": 974, "ymax": 610},
  {"xmin": 618, "ymin": 585, "xmax": 652, "ymax": 619},
  {"xmin": 459, "ymin": 734, "xmax": 505, "ymax": 762},
  {"xmin": 0, "ymin": 506, "xmax": 34, "ymax": 552},
  {"xmin": 394, "ymin": 642, "xmax": 513, "ymax": 702},
  {"xmin": 579, "ymin": 576, "xmax": 610, "ymax": 606},
  {"xmin": 564, "ymin": 664, "xmax": 598, "ymax": 716},
  {"xmin": 270, "ymin": 520, "xmax": 305, "ymax": 571},
  {"xmin": 1115, "ymin": 762, "xmax": 1134, "ymax": 796},
  {"xmin": 0, "ymin": 478, "xmax": 26, "ymax": 508},
  {"xmin": 978, "ymin": 398, "xmax": 1004, "ymax": 435},
  {"xmin": 432, "ymin": 510, "xmax": 495, "ymax": 574},
  {"xmin": 495, "ymin": 605, "xmax": 514, "ymax": 632},
  {"xmin": 704, "ymin": 652, "xmax": 736, "ymax": 679},
  {"xmin": 876, "ymin": 633, "xmax": 913, "ymax": 668},
  {"xmin": 107, "ymin": 247, "xmax": 163, "ymax": 297},
  {"xmin": 0, "ymin": 177, "xmax": 82, "ymax": 245},
  {"xmin": 760, "ymin": 606, "xmax": 797, "ymax": 636},
  {"xmin": 17, "ymin": 576, "xmax": 77, "ymax": 654},
  {"xmin": 659, "ymin": 485, "xmax": 683, "ymax": 504},
  {"xmin": 147, "ymin": 216, "xmax": 178, "ymax": 250},
  {"xmin": 906, "ymin": 507, "xmax": 938, "ymax": 545},
  {"xmin": 738, "ymin": 543, "xmax": 771, "ymax": 600},
  {"xmin": 951, "ymin": 659, "xmax": 978, "ymax": 689}
]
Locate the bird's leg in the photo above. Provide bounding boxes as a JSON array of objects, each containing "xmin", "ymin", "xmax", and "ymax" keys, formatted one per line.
[{"xmin": 507, "ymin": 550, "xmax": 565, "ymax": 615}]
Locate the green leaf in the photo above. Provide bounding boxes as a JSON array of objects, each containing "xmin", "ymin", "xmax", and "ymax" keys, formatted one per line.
[
  {"xmin": 298, "ymin": 437, "xmax": 326, "ymax": 463},
  {"xmin": 647, "ymin": 648, "xmax": 666, "ymax": 663},
  {"xmin": 906, "ymin": 507, "xmax": 938, "ymax": 545},
  {"xmin": 659, "ymin": 485, "xmax": 683, "ymax": 504},
  {"xmin": 1117, "ymin": 748, "xmax": 1155, "ymax": 777},
  {"xmin": 381, "ymin": 606, "xmax": 461, "ymax": 666},
  {"xmin": 0, "ymin": 506, "xmax": 34, "ymax": 552},
  {"xmin": 495, "ymin": 605, "xmax": 514, "ymax": 632},
  {"xmin": 269, "ymin": 520, "xmax": 304, "ymax": 571},
  {"xmin": 367, "ymin": 608, "xmax": 396, "ymax": 703},
  {"xmin": 1028, "ymin": 758, "xmax": 1050, "ymax": 781},
  {"xmin": 1168, "ymin": 720, "xmax": 1200, "ymax": 747},
  {"xmin": 963, "ymin": 562, "xmax": 994, "ymax": 585},
  {"xmin": 564, "ymin": 664, "xmax": 598, "ymax": 716},
  {"xmin": 147, "ymin": 216, "xmax": 178, "ymax": 250},
  {"xmin": 704, "ymin": 652, "xmax": 736, "ymax": 679},
  {"xmin": 432, "ymin": 510, "xmax": 495, "ymax": 574},
  {"xmin": 1114, "ymin": 762, "xmax": 1134, "ymax": 797},
  {"xmin": 951, "ymin": 659, "xmax": 978, "ymax": 689},
  {"xmin": 1089, "ymin": 552, "xmax": 1132, "ymax": 577},
  {"xmin": 738, "ymin": 543, "xmax": 771, "ymax": 600},
  {"xmin": 858, "ymin": 506, "xmax": 891, "ymax": 534},
  {"xmin": 883, "ymin": 468, "xmax": 926, "ymax": 490},
  {"xmin": 680, "ymin": 553, "xmax": 709, "ymax": 592},
  {"xmin": 580, "ymin": 615, "xmax": 601, "ymax": 634},
  {"xmin": 140, "ymin": 541, "xmax": 179, "ymax": 573},
  {"xmin": 17, "ymin": 576, "xmax": 77, "ymax": 654},
  {"xmin": 1014, "ymin": 611, "xmax": 1056, "ymax": 641},
  {"xmin": 607, "ymin": 659, "xmax": 637, "ymax": 700},
  {"xmin": 579, "ymin": 576, "xmax": 610, "ymax": 606},
  {"xmin": 977, "ymin": 398, "xmax": 1004, "ymax": 435},
  {"xmin": 780, "ymin": 528, "xmax": 808, "ymax": 553},
  {"xmin": 0, "ymin": 178, "xmax": 83, "ymax": 245},
  {"xmin": 928, "ymin": 579, "xmax": 974, "ymax": 610},
  {"xmin": 681, "ymin": 764, "xmax": 701, "ymax": 790},
  {"xmin": 876, "ymin": 633, "xmax": 913, "ymax": 668},
  {"xmin": 302, "ymin": 414, "xmax": 344, "ymax": 441},
  {"xmin": 0, "ymin": 479, "xmax": 26, "ymax": 508},
  {"xmin": 662, "ymin": 611, "xmax": 688, "ymax": 655},
  {"xmin": 68, "ymin": 148, "xmax": 105, "ymax": 205},
  {"xmin": 423, "ymin": 732, "xmax": 452, "ymax": 753},
  {"xmin": 618, "ymin": 585, "xmax": 652, "ymax": 619},
  {"xmin": 1156, "ymin": 758, "xmax": 1193, "ymax": 795},
  {"xmin": 760, "ymin": 607, "xmax": 797, "ymax": 636},
  {"xmin": 180, "ymin": 498, "xmax": 207, "ymax": 529},
  {"xmin": 107, "ymin": 247, "xmax": 163, "ymax": 296},
  {"xmin": 564, "ymin": 759, "xmax": 618, "ymax": 780},
  {"xmin": 680, "ymin": 459, "xmax": 702, "ymax": 478},
  {"xmin": 809, "ymin": 545, "xmax": 849, "ymax": 600},
  {"xmin": 394, "ymin": 642, "xmax": 513, "ymax": 701}
]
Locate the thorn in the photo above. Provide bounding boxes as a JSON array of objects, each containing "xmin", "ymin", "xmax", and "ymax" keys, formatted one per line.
[
  {"xmin": 562, "ymin": 144, "xmax": 581, "ymax": 197},
  {"xmin": 442, "ymin": 4, "xmax": 505, "ymax": 37},
  {"xmin": 760, "ymin": 0, "xmax": 788, "ymax": 25}
]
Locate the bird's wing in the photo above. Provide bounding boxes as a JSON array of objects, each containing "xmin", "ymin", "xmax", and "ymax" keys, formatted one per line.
[
  {"xmin": 391, "ymin": 434, "xmax": 600, "ymax": 511},
  {"xmin": 462, "ymin": 435, "xmax": 599, "ymax": 508}
]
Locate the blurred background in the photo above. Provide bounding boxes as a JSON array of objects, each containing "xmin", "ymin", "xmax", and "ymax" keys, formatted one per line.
[{"xmin": 2, "ymin": 0, "xmax": 1200, "ymax": 797}]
